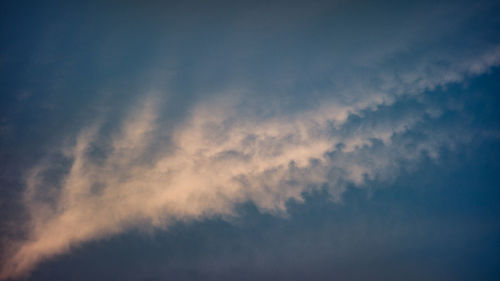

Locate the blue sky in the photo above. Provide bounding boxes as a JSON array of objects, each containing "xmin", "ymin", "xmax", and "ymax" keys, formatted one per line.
[{"xmin": 1, "ymin": 0, "xmax": 500, "ymax": 280}]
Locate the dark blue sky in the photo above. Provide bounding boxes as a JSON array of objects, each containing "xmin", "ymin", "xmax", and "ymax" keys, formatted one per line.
[{"xmin": 1, "ymin": 1, "xmax": 499, "ymax": 280}]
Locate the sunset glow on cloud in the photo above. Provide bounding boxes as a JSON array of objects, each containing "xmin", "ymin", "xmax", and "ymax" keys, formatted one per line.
[{"xmin": 1, "ymin": 1, "xmax": 500, "ymax": 280}]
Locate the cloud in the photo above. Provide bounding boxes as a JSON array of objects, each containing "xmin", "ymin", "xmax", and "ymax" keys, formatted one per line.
[
  {"xmin": 1, "ymin": 42, "xmax": 499, "ymax": 280},
  {"xmin": 1, "ymin": 0, "xmax": 499, "ymax": 278}
]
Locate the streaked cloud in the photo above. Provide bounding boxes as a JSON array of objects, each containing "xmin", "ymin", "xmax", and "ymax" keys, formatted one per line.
[
  {"xmin": 1, "ymin": 42, "xmax": 499, "ymax": 279},
  {"xmin": 1, "ymin": 0, "xmax": 499, "ymax": 279}
]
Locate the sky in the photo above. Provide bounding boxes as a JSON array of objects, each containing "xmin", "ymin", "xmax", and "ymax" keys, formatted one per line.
[{"xmin": 0, "ymin": 0, "xmax": 500, "ymax": 280}]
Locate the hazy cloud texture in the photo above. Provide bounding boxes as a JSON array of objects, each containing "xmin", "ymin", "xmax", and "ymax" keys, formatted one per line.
[{"xmin": 1, "ymin": 0, "xmax": 499, "ymax": 279}]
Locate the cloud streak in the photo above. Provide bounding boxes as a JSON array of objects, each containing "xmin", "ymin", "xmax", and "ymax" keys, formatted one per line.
[{"xmin": 1, "ymin": 42, "xmax": 499, "ymax": 279}]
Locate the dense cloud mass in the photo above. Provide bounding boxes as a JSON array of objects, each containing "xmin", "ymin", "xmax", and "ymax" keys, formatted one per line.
[{"xmin": 0, "ymin": 0, "xmax": 500, "ymax": 280}]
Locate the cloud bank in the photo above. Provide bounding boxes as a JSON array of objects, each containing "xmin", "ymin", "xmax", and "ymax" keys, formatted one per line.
[{"xmin": 1, "ymin": 42, "xmax": 499, "ymax": 279}]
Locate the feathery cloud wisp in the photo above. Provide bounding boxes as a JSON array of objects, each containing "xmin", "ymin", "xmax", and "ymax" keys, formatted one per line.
[{"xmin": 1, "ymin": 44, "xmax": 500, "ymax": 279}]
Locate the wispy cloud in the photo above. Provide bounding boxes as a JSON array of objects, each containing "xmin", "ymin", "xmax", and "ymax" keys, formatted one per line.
[{"xmin": 1, "ymin": 43, "xmax": 499, "ymax": 279}]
